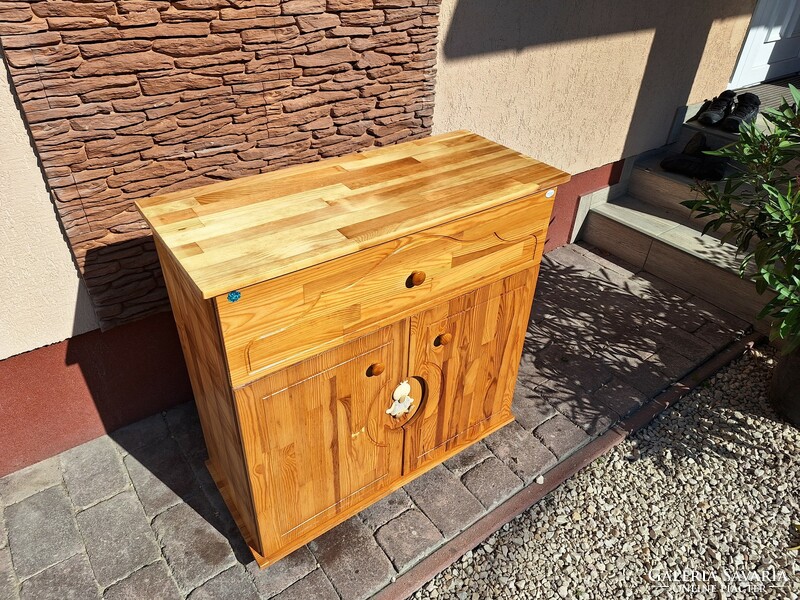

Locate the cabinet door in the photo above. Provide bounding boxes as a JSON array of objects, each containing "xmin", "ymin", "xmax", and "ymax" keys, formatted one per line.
[
  {"xmin": 404, "ymin": 269, "xmax": 535, "ymax": 472},
  {"xmin": 234, "ymin": 322, "xmax": 407, "ymax": 554}
]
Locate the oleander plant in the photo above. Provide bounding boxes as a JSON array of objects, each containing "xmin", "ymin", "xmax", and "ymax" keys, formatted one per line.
[{"xmin": 682, "ymin": 84, "xmax": 800, "ymax": 425}]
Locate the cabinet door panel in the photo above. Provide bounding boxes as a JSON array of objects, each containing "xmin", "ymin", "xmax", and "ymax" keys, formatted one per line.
[
  {"xmin": 404, "ymin": 269, "xmax": 535, "ymax": 472},
  {"xmin": 235, "ymin": 322, "xmax": 406, "ymax": 553}
]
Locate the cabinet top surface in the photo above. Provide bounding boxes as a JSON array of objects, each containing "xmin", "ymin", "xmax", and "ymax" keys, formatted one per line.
[{"xmin": 136, "ymin": 130, "xmax": 570, "ymax": 299}]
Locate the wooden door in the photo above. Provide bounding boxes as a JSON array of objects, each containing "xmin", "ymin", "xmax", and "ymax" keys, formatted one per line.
[
  {"xmin": 403, "ymin": 269, "xmax": 535, "ymax": 472},
  {"xmin": 234, "ymin": 322, "xmax": 407, "ymax": 555}
]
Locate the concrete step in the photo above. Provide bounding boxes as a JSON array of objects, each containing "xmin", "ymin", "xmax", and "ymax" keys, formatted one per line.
[
  {"xmin": 627, "ymin": 149, "xmax": 742, "ymax": 238},
  {"xmin": 628, "ymin": 150, "xmax": 699, "ymax": 209},
  {"xmin": 578, "ymin": 196, "xmax": 768, "ymax": 330}
]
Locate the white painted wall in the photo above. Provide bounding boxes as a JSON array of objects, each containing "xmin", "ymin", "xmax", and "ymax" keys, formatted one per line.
[{"xmin": 0, "ymin": 66, "xmax": 98, "ymax": 360}]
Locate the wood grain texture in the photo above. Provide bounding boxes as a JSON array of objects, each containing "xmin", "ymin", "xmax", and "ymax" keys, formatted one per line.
[
  {"xmin": 403, "ymin": 269, "xmax": 536, "ymax": 472},
  {"xmin": 217, "ymin": 193, "xmax": 552, "ymax": 387},
  {"xmin": 154, "ymin": 240, "xmax": 262, "ymax": 555},
  {"xmin": 234, "ymin": 323, "xmax": 407, "ymax": 560},
  {"xmin": 136, "ymin": 131, "xmax": 569, "ymax": 299}
]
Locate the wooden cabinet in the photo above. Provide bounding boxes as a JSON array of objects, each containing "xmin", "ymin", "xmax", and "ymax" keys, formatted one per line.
[{"xmin": 136, "ymin": 131, "xmax": 569, "ymax": 567}]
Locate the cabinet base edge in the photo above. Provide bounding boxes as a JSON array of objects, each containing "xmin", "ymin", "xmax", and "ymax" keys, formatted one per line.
[{"xmin": 210, "ymin": 413, "xmax": 516, "ymax": 569}]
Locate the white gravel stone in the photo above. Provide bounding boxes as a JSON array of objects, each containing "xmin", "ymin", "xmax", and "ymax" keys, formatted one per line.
[{"xmin": 412, "ymin": 348, "xmax": 800, "ymax": 599}]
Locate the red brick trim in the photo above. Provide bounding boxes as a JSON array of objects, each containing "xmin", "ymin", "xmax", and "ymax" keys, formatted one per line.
[
  {"xmin": 0, "ymin": 312, "xmax": 192, "ymax": 476},
  {"xmin": 544, "ymin": 160, "xmax": 624, "ymax": 253}
]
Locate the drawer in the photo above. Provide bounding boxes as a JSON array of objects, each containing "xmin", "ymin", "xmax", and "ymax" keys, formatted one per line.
[{"xmin": 217, "ymin": 191, "xmax": 554, "ymax": 387}]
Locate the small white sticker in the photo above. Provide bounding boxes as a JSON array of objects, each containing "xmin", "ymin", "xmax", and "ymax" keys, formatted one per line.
[{"xmin": 545, "ymin": 189, "xmax": 555, "ymax": 198}]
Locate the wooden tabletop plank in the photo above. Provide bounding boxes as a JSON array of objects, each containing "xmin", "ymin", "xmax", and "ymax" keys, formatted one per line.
[{"xmin": 136, "ymin": 131, "xmax": 570, "ymax": 299}]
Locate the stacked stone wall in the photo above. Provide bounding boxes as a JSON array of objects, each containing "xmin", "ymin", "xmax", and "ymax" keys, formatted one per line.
[{"xmin": 0, "ymin": 0, "xmax": 439, "ymax": 327}]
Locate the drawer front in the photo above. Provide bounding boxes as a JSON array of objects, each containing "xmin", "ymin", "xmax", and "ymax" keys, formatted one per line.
[{"xmin": 218, "ymin": 191, "xmax": 554, "ymax": 387}]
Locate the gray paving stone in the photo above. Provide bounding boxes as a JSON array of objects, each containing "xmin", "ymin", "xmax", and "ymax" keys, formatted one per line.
[
  {"xmin": 182, "ymin": 453, "xmax": 239, "ymax": 539},
  {"xmin": 461, "ymin": 457, "xmax": 522, "ymax": 509},
  {"xmin": 165, "ymin": 402, "xmax": 207, "ymax": 458},
  {"xmin": 516, "ymin": 343, "xmax": 551, "ymax": 389},
  {"xmin": 660, "ymin": 300, "xmax": 707, "ymax": 333},
  {"xmin": 533, "ymin": 344, "xmax": 613, "ymax": 393},
  {"xmin": 443, "ymin": 441, "xmax": 493, "ymax": 477},
  {"xmin": 573, "ymin": 243, "xmax": 640, "ymax": 277},
  {"xmin": 124, "ymin": 438, "xmax": 197, "ymax": 518},
  {"xmin": 76, "ymin": 491, "xmax": 160, "ymax": 588},
  {"xmin": 653, "ymin": 323, "xmax": 715, "ymax": 363},
  {"xmin": 530, "ymin": 314, "xmax": 609, "ymax": 357},
  {"xmin": 628, "ymin": 271, "xmax": 692, "ymax": 302},
  {"xmin": 694, "ymin": 320, "xmax": 743, "ymax": 352},
  {"xmin": 375, "ymin": 509, "xmax": 443, "ymax": 572},
  {"xmin": 605, "ymin": 328, "xmax": 659, "ymax": 363},
  {"xmin": 110, "ymin": 413, "xmax": 169, "ymax": 455},
  {"xmin": 19, "ymin": 554, "xmax": 99, "ymax": 600},
  {"xmin": 648, "ymin": 346, "xmax": 695, "ymax": 380},
  {"xmin": 307, "ymin": 516, "xmax": 394, "ymax": 600},
  {"xmin": 534, "ymin": 414, "xmax": 590, "ymax": 459},
  {"xmin": 271, "ymin": 569, "xmax": 337, "ymax": 600},
  {"xmin": 103, "ymin": 561, "xmax": 181, "ymax": 600},
  {"xmin": 61, "ymin": 437, "xmax": 128, "ymax": 510},
  {"xmin": 484, "ymin": 421, "xmax": 557, "ymax": 484},
  {"xmin": 592, "ymin": 379, "xmax": 647, "ymax": 419},
  {"xmin": 528, "ymin": 296, "xmax": 554, "ymax": 324},
  {"xmin": 5, "ymin": 486, "xmax": 82, "ymax": 578},
  {"xmin": 248, "ymin": 545, "xmax": 317, "ymax": 599},
  {"xmin": 0, "ymin": 457, "xmax": 61, "ymax": 507},
  {"xmin": 0, "ymin": 546, "xmax": 18, "ymax": 600},
  {"xmin": 0, "ymin": 508, "xmax": 7, "ymax": 549},
  {"xmin": 544, "ymin": 245, "xmax": 602, "ymax": 273},
  {"xmin": 621, "ymin": 359, "xmax": 674, "ymax": 398},
  {"xmin": 358, "ymin": 488, "xmax": 414, "ymax": 531},
  {"xmin": 403, "ymin": 465, "xmax": 484, "ymax": 538},
  {"xmin": 152, "ymin": 502, "xmax": 236, "ymax": 593},
  {"xmin": 188, "ymin": 565, "xmax": 258, "ymax": 600},
  {"xmin": 534, "ymin": 381, "xmax": 616, "ymax": 437},
  {"xmin": 511, "ymin": 383, "xmax": 558, "ymax": 431}
]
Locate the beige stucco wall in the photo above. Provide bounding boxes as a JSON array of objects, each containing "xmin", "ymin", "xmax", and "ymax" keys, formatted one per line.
[
  {"xmin": 433, "ymin": 0, "xmax": 755, "ymax": 175},
  {"xmin": 0, "ymin": 67, "xmax": 98, "ymax": 360}
]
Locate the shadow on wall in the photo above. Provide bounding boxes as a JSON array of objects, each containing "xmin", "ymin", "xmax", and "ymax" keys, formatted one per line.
[
  {"xmin": 441, "ymin": 0, "xmax": 756, "ymax": 160},
  {"xmin": 64, "ymin": 239, "xmax": 192, "ymax": 433}
]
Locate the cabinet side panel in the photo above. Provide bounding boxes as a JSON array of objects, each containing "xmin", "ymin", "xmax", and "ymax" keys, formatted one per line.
[{"xmin": 155, "ymin": 241, "xmax": 262, "ymax": 554}]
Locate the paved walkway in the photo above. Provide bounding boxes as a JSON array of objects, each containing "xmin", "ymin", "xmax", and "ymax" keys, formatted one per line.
[{"xmin": 0, "ymin": 244, "xmax": 750, "ymax": 600}]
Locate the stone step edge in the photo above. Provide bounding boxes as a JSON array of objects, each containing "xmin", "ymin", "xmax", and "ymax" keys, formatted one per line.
[
  {"xmin": 590, "ymin": 199, "xmax": 749, "ymax": 276},
  {"xmin": 372, "ymin": 331, "xmax": 764, "ymax": 600}
]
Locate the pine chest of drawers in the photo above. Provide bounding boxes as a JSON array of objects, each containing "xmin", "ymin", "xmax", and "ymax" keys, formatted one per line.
[{"xmin": 136, "ymin": 130, "xmax": 570, "ymax": 567}]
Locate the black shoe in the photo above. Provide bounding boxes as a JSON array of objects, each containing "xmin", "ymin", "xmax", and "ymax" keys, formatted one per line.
[
  {"xmin": 721, "ymin": 92, "xmax": 760, "ymax": 132},
  {"xmin": 660, "ymin": 154, "xmax": 726, "ymax": 181},
  {"xmin": 682, "ymin": 132, "xmax": 708, "ymax": 156},
  {"xmin": 697, "ymin": 90, "xmax": 736, "ymax": 126}
]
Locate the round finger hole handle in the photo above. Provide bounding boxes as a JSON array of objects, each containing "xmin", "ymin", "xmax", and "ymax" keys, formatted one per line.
[
  {"xmin": 406, "ymin": 271, "xmax": 426, "ymax": 288},
  {"xmin": 366, "ymin": 362, "xmax": 385, "ymax": 377},
  {"xmin": 433, "ymin": 332, "xmax": 453, "ymax": 347}
]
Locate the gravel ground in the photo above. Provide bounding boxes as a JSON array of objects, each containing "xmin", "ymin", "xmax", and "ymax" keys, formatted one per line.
[{"xmin": 412, "ymin": 346, "xmax": 800, "ymax": 600}]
